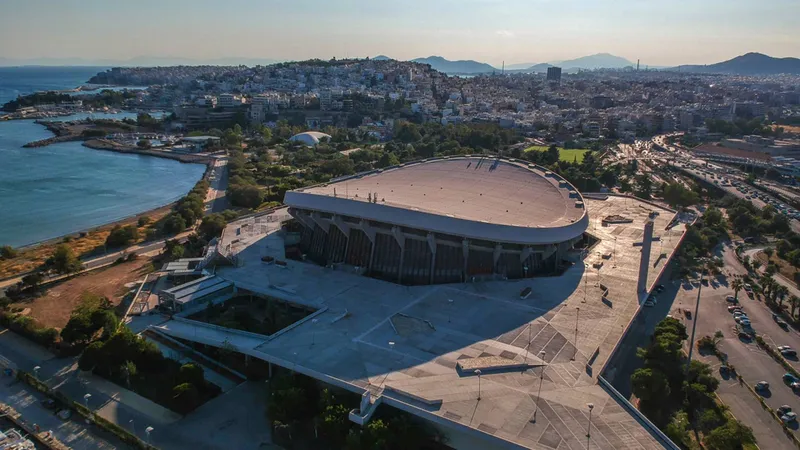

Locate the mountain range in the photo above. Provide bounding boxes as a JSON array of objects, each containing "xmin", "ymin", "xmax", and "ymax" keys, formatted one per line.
[
  {"xmin": 402, "ymin": 53, "xmax": 635, "ymax": 74},
  {"xmin": 674, "ymin": 52, "xmax": 800, "ymax": 75}
]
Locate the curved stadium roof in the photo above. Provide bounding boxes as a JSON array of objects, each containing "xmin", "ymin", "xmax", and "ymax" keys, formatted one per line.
[
  {"xmin": 289, "ymin": 131, "xmax": 332, "ymax": 146},
  {"xmin": 285, "ymin": 156, "xmax": 589, "ymax": 245}
]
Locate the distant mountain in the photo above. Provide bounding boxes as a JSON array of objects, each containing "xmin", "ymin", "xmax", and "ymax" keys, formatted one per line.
[
  {"xmin": 0, "ymin": 56, "xmax": 282, "ymax": 67},
  {"xmin": 674, "ymin": 52, "xmax": 800, "ymax": 75},
  {"xmin": 505, "ymin": 62, "xmax": 539, "ymax": 70},
  {"xmin": 555, "ymin": 53, "xmax": 634, "ymax": 70},
  {"xmin": 372, "ymin": 55, "xmax": 392, "ymax": 61},
  {"xmin": 411, "ymin": 56, "xmax": 497, "ymax": 74}
]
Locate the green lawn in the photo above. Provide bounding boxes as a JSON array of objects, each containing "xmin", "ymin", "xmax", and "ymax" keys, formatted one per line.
[{"xmin": 524, "ymin": 145, "xmax": 592, "ymax": 163}]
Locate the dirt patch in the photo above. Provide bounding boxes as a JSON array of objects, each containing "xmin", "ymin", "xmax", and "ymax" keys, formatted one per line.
[
  {"xmin": 10, "ymin": 258, "xmax": 152, "ymax": 329},
  {"xmin": 755, "ymin": 251, "xmax": 799, "ymax": 283}
]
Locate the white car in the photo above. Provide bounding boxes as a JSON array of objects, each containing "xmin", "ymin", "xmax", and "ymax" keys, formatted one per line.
[
  {"xmin": 782, "ymin": 412, "xmax": 798, "ymax": 423},
  {"xmin": 644, "ymin": 300, "xmax": 655, "ymax": 307},
  {"xmin": 778, "ymin": 346, "xmax": 792, "ymax": 351}
]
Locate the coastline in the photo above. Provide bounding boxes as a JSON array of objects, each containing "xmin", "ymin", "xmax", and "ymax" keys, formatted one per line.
[{"xmin": 82, "ymin": 139, "xmax": 214, "ymax": 164}]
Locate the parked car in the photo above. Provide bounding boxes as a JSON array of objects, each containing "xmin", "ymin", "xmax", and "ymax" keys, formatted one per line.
[
  {"xmin": 655, "ymin": 284, "xmax": 665, "ymax": 293},
  {"xmin": 783, "ymin": 373, "xmax": 798, "ymax": 384},
  {"xmin": 779, "ymin": 346, "xmax": 793, "ymax": 351},
  {"xmin": 735, "ymin": 316, "xmax": 749, "ymax": 324},
  {"xmin": 782, "ymin": 412, "xmax": 798, "ymax": 424},
  {"xmin": 783, "ymin": 349, "xmax": 797, "ymax": 358},
  {"xmin": 726, "ymin": 296, "xmax": 738, "ymax": 304},
  {"xmin": 56, "ymin": 409, "xmax": 71, "ymax": 420},
  {"xmin": 740, "ymin": 318, "xmax": 751, "ymax": 326},
  {"xmin": 778, "ymin": 405, "xmax": 793, "ymax": 415},
  {"xmin": 644, "ymin": 300, "xmax": 655, "ymax": 307},
  {"xmin": 728, "ymin": 305, "xmax": 742, "ymax": 312},
  {"xmin": 755, "ymin": 381, "xmax": 770, "ymax": 391}
]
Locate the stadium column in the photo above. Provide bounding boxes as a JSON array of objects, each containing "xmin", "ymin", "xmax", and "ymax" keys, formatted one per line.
[
  {"xmin": 493, "ymin": 244, "xmax": 502, "ymax": 276},
  {"xmin": 392, "ymin": 226, "xmax": 406, "ymax": 284},
  {"xmin": 359, "ymin": 220, "xmax": 377, "ymax": 273},
  {"xmin": 427, "ymin": 233, "xmax": 437, "ymax": 285},
  {"xmin": 332, "ymin": 215, "xmax": 351, "ymax": 260}
]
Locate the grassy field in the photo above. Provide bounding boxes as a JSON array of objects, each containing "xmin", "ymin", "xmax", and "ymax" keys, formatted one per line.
[{"xmin": 524, "ymin": 145, "xmax": 592, "ymax": 163}]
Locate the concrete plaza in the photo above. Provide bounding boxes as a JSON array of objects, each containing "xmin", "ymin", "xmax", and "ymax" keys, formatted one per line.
[{"xmin": 153, "ymin": 196, "xmax": 686, "ymax": 450}]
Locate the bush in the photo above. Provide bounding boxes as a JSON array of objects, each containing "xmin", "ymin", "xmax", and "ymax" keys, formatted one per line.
[
  {"xmin": 105, "ymin": 225, "xmax": 139, "ymax": 248},
  {"xmin": 137, "ymin": 216, "xmax": 151, "ymax": 227},
  {"xmin": 0, "ymin": 245, "xmax": 17, "ymax": 260},
  {"xmin": 0, "ymin": 311, "xmax": 59, "ymax": 348},
  {"xmin": 162, "ymin": 213, "xmax": 187, "ymax": 234}
]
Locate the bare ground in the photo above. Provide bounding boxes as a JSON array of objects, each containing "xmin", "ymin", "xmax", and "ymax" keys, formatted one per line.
[{"xmin": 11, "ymin": 258, "xmax": 153, "ymax": 330}]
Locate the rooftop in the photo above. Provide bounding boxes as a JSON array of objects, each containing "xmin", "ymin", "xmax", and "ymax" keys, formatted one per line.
[
  {"xmin": 162, "ymin": 275, "xmax": 233, "ymax": 305},
  {"xmin": 287, "ymin": 156, "xmax": 588, "ymax": 245},
  {"xmin": 153, "ymin": 196, "xmax": 687, "ymax": 450}
]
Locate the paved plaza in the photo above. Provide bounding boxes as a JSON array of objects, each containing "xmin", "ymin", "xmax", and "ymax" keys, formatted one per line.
[{"xmin": 153, "ymin": 196, "xmax": 686, "ymax": 450}]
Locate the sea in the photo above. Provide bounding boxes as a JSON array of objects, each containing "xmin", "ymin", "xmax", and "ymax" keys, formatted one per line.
[{"xmin": 0, "ymin": 66, "xmax": 205, "ymax": 248}]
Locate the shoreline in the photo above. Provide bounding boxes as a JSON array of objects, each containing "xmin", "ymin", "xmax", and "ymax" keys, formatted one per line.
[{"xmin": 6, "ymin": 118, "xmax": 215, "ymax": 251}]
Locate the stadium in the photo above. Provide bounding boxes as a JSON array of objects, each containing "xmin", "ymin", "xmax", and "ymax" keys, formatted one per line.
[{"xmin": 284, "ymin": 156, "xmax": 590, "ymax": 285}]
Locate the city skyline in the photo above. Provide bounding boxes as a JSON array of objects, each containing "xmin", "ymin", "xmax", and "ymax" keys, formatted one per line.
[{"xmin": 1, "ymin": 0, "xmax": 798, "ymax": 67}]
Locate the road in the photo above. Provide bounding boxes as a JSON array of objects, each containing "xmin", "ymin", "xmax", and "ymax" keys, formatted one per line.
[
  {"xmin": 205, "ymin": 157, "xmax": 229, "ymax": 213},
  {"xmin": 0, "ymin": 231, "xmax": 193, "ymax": 291},
  {"xmin": 688, "ymin": 244, "xmax": 800, "ymax": 444}
]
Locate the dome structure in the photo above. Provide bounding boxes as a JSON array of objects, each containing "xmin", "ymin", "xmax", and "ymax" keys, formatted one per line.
[{"xmin": 289, "ymin": 131, "xmax": 331, "ymax": 146}]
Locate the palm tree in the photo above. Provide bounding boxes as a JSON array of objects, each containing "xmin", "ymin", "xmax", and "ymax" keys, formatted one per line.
[
  {"xmin": 732, "ymin": 277, "xmax": 744, "ymax": 302},
  {"xmin": 776, "ymin": 285, "xmax": 790, "ymax": 308},
  {"xmin": 790, "ymin": 296, "xmax": 800, "ymax": 319}
]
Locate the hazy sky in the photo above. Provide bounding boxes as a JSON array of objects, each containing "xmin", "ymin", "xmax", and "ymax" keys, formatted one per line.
[{"xmin": 1, "ymin": 0, "xmax": 798, "ymax": 66}]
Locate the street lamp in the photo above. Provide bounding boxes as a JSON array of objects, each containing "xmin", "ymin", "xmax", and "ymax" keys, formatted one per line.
[
  {"xmin": 83, "ymin": 393, "xmax": 91, "ymax": 424},
  {"xmin": 310, "ymin": 318, "xmax": 319, "ymax": 347},
  {"xmin": 145, "ymin": 426, "xmax": 154, "ymax": 445},
  {"xmin": 129, "ymin": 419, "xmax": 135, "ymax": 435},
  {"xmin": 586, "ymin": 403, "xmax": 595, "ymax": 448},
  {"xmin": 532, "ymin": 351, "xmax": 546, "ymax": 423},
  {"xmin": 447, "ymin": 298, "xmax": 454, "ymax": 323},
  {"xmin": 572, "ymin": 307, "xmax": 580, "ymax": 361},
  {"xmin": 525, "ymin": 323, "xmax": 532, "ymax": 361},
  {"xmin": 685, "ymin": 259, "xmax": 709, "ymax": 375},
  {"xmin": 475, "ymin": 369, "xmax": 482, "ymax": 401},
  {"xmin": 33, "ymin": 366, "xmax": 40, "ymax": 380}
]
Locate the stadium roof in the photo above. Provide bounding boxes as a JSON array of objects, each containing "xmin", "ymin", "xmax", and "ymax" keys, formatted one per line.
[
  {"xmin": 163, "ymin": 275, "xmax": 233, "ymax": 305},
  {"xmin": 285, "ymin": 156, "xmax": 588, "ymax": 245},
  {"xmin": 289, "ymin": 131, "xmax": 331, "ymax": 146}
]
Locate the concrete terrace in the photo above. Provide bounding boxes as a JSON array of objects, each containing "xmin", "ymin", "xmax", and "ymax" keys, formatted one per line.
[{"xmin": 152, "ymin": 196, "xmax": 686, "ymax": 450}]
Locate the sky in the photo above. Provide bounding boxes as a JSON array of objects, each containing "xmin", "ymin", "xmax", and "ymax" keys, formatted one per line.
[{"xmin": 1, "ymin": 0, "xmax": 798, "ymax": 67}]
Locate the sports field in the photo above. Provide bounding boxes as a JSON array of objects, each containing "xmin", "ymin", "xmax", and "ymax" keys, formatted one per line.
[{"xmin": 524, "ymin": 145, "xmax": 592, "ymax": 163}]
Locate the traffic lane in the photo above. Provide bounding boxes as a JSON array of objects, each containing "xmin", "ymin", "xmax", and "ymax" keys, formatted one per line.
[
  {"xmin": 718, "ymin": 337, "xmax": 800, "ymax": 433},
  {"xmin": 701, "ymin": 356, "xmax": 794, "ymax": 450}
]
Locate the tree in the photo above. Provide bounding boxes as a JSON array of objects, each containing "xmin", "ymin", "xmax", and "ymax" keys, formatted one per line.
[
  {"xmin": 162, "ymin": 213, "xmax": 187, "ymax": 234},
  {"xmin": 228, "ymin": 184, "xmax": 263, "ymax": 209},
  {"xmin": 137, "ymin": 139, "xmax": 152, "ymax": 149},
  {"xmin": 703, "ymin": 419, "xmax": 755, "ymax": 450},
  {"xmin": 20, "ymin": 272, "xmax": 43, "ymax": 291},
  {"xmin": 376, "ymin": 152, "xmax": 400, "ymax": 169},
  {"xmin": 105, "ymin": 225, "xmax": 139, "ymax": 248},
  {"xmin": 790, "ymin": 296, "xmax": 800, "ymax": 319},
  {"xmin": 50, "ymin": 244, "xmax": 82, "ymax": 273},
  {"xmin": 0, "ymin": 245, "xmax": 17, "ymax": 260},
  {"xmin": 731, "ymin": 277, "xmax": 744, "ymax": 302},
  {"xmin": 634, "ymin": 173, "xmax": 653, "ymax": 199},
  {"xmin": 172, "ymin": 382, "xmax": 200, "ymax": 412},
  {"xmin": 631, "ymin": 368, "xmax": 671, "ymax": 402},
  {"xmin": 198, "ymin": 214, "xmax": 227, "ymax": 240}
]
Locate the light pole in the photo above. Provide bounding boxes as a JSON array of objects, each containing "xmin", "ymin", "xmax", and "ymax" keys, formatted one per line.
[
  {"xmin": 525, "ymin": 322, "xmax": 532, "ymax": 361},
  {"xmin": 83, "ymin": 393, "xmax": 91, "ymax": 424},
  {"xmin": 532, "ymin": 351, "xmax": 546, "ymax": 423},
  {"xmin": 475, "ymin": 369, "xmax": 482, "ymax": 401},
  {"xmin": 613, "ymin": 237, "xmax": 617, "ymax": 268},
  {"xmin": 685, "ymin": 263, "xmax": 708, "ymax": 375},
  {"xmin": 448, "ymin": 298, "xmax": 454, "ymax": 323},
  {"xmin": 310, "ymin": 318, "xmax": 319, "ymax": 347},
  {"xmin": 586, "ymin": 403, "xmax": 595, "ymax": 448},
  {"xmin": 145, "ymin": 426, "xmax": 154, "ymax": 445},
  {"xmin": 572, "ymin": 307, "xmax": 580, "ymax": 361},
  {"xmin": 33, "ymin": 366, "xmax": 40, "ymax": 380},
  {"xmin": 129, "ymin": 419, "xmax": 135, "ymax": 435}
]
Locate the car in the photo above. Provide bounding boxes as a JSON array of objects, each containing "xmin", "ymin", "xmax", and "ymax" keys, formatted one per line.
[
  {"xmin": 733, "ymin": 311, "xmax": 746, "ymax": 318},
  {"xmin": 782, "ymin": 412, "xmax": 798, "ymax": 423},
  {"xmin": 728, "ymin": 306, "xmax": 742, "ymax": 313},
  {"xmin": 783, "ymin": 373, "xmax": 799, "ymax": 384},
  {"xmin": 779, "ymin": 346, "xmax": 793, "ymax": 351},
  {"xmin": 744, "ymin": 284, "xmax": 753, "ymax": 292},
  {"xmin": 792, "ymin": 381, "xmax": 800, "ymax": 391},
  {"xmin": 778, "ymin": 320, "xmax": 789, "ymax": 329},
  {"xmin": 755, "ymin": 381, "xmax": 770, "ymax": 390},
  {"xmin": 56, "ymin": 409, "xmax": 71, "ymax": 420},
  {"xmin": 644, "ymin": 300, "xmax": 655, "ymax": 307},
  {"xmin": 735, "ymin": 316, "xmax": 749, "ymax": 324},
  {"xmin": 783, "ymin": 349, "xmax": 798, "ymax": 358},
  {"xmin": 778, "ymin": 405, "xmax": 793, "ymax": 415},
  {"xmin": 740, "ymin": 319, "xmax": 752, "ymax": 326},
  {"xmin": 655, "ymin": 284, "xmax": 665, "ymax": 293},
  {"xmin": 726, "ymin": 296, "xmax": 738, "ymax": 303}
]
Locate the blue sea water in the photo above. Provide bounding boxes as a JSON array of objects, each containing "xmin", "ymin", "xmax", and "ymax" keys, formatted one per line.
[{"xmin": 0, "ymin": 67, "xmax": 204, "ymax": 248}]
